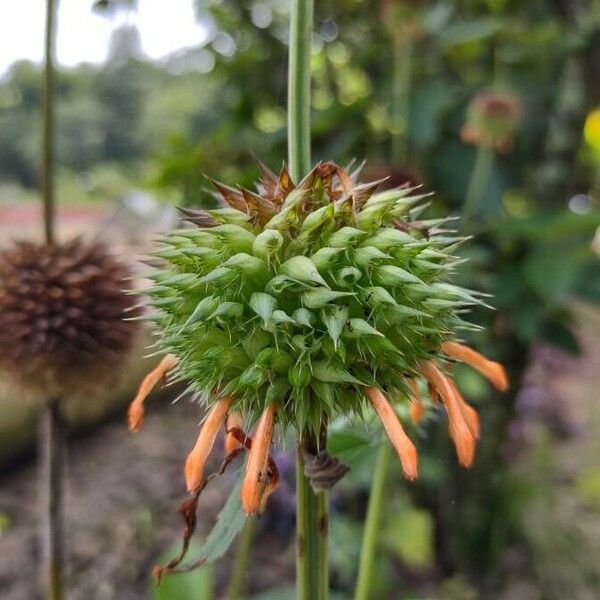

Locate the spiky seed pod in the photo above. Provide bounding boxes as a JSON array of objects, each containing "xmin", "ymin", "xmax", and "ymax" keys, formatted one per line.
[
  {"xmin": 0, "ymin": 239, "xmax": 140, "ymax": 397},
  {"xmin": 132, "ymin": 160, "xmax": 508, "ymax": 502},
  {"xmin": 461, "ymin": 90, "xmax": 522, "ymax": 153}
]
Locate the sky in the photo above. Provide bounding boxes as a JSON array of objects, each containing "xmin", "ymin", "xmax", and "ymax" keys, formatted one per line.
[{"xmin": 0, "ymin": 0, "xmax": 207, "ymax": 75}]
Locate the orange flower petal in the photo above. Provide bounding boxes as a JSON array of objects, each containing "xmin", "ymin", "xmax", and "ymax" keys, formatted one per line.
[
  {"xmin": 440, "ymin": 341, "xmax": 509, "ymax": 391},
  {"xmin": 446, "ymin": 378, "xmax": 480, "ymax": 440},
  {"xmin": 365, "ymin": 387, "xmax": 418, "ymax": 480},
  {"xmin": 241, "ymin": 403, "xmax": 276, "ymax": 515},
  {"xmin": 406, "ymin": 379, "xmax": 425, "ymax": 425},
  {"xmin": 127, "ymin": 354, "xmax": 178, "ymax": 432},
  {"xmin": 224, "ymin": 412, "xmax": 244, "ymax": 455},
  {"xmin": 184, "ymin": 396, "xmax": 233, "ymax": 493},
  {"xmin": 419, "ymin": 361, "xmax": 476, "ymax": 468}
]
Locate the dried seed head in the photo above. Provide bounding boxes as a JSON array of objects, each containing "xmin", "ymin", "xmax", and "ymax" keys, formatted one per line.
[{"xmin": 0, "ymin": 239, "xmax": 140, "ymax": 397}]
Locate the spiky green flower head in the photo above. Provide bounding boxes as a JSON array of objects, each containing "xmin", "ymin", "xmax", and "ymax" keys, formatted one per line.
[{"xmin": 145, "ymin": 161, "xmax": 486, "ymax": 435}]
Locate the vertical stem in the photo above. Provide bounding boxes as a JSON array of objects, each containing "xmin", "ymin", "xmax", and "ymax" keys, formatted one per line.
[
  {"xmin": 462, "ymin": 147, "xmax": 494, "ymax": 226},
  {"xmin": 391, "ymin": 31, "xmax": 412, "ymax": 166},
  {"xmin": 354, "ymin": 442, "xmax": 391, "ymax": 600},
  {"xmin": 226, "ymin": 516, "xmax": 257, "ymax": 600},
  {"xmin": 41, "ymin": 3, "xmax": 64, "ymax": 599},
  {"xmin": 287, "ymin": 0, "xmax": 313, "ymax": 181},
  {"xmin": 39, "ymin": 398, "xmax": 65, "ymax": 600},
  {"xmin": 42, "ymin": 0, "xmax": 57, "ymax": 245},
  {"xmin": 296, "ymin": 432, "xmax": 329, "ymax": 600}
]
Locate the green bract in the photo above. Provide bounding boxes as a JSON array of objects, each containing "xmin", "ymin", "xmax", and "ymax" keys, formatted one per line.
[{"xmin": 145, "ymin": 161, "xmax": 484, "ymax": 433}]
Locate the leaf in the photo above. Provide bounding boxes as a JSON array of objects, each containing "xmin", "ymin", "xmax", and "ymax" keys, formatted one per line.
[
  {"xmin": 279, "ymin": 255, "xmax": 329, "ymax": 288},
  {"xmin": 250, "ymin": 292, "xmax": 277, "ymax": 324},
  {"xmin": 302, "ymin": 289, "xmax": 354, "ymax": 309},
  {"xmin": 185, "ymin": 295, "xmax": 220, "ymax": 326},
  {"xmin": 312, "ymin": 361, "xmax": 362, "ymax": 384},
  {"xmin": 321, "ymin": 305, "xmax": 349, "ymax": 348},
  {"xmin": 184, "ymin": 475, "xmax": 247, "ymax": 566},
  {"xmin": 346, "ymin": 318, "xmax": 384, "ymax": 337}
]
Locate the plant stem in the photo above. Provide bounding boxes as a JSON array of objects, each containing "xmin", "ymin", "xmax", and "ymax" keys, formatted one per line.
[
  {"xmin": 462, "ymin": 147, "xmax": 494, "ymax": 226},
  {"xmin": 287, "ymin": 0, "xmax": 313, "ymax": 181},
  {"xmin": 41, "ymin": 3, "xmax": 64, "ymax": 599},
  {"xmin": 226, "ymin": 516, "xmax": 256, "ymax": 600},
  {"xmin": 296, "ymin": 433, "xmax": 329, "ymax": 600},
  {"xmin": 287, "ymin": 2, "xmax": 327, "ymax": 596},
  {"xmin": 391, "ymin": 31, "xmax": 413, "ymax": 166},
  {"xmin": 43, "ymin": 0, "xmax": 57, "ymax": 245},
  {"xmin": 39, "ymin": 398, "xmax": 65, "ymax": 600},
  {"xmin": 354, "ymin": 442, "xmax": 391, "ymax": 600}
]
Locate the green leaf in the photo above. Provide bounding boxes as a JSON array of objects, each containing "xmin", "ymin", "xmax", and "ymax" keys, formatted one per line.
[
  {"xmin": 302, "ymin": 289, "xmax": 354, "ymax": 309},
  {"xmin": 185, "ymin": 295, "xmax": 220, "ymax": 326},
  {"xmin": 321, "ymin": 305, "xmax": 349, "ymax": 349},
  {"xmin": 184, "ymin": 475, "xmax": 247, "ymax": 565},
  {"xmin": 250, "ymin": 292, "xmax": 277, "ymax": 324},
  {"xmin": 313, "ymin": 361, "xmax": 362, "ymax": 384},
  {"xmin": 279, "ymin": 256, "xmax": 329, "ymax": 288},
  {"xmin": 346, "ymin": 318, "xmax": 384, "ymax": 337}
]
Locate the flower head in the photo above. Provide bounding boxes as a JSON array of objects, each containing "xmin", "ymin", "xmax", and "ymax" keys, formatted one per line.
[
  {"xmin": 461, "ymin": 90, "xmax": 522, "ymax": 152},
  {"xmin": 129, "ymin": 160, "xmax": 508, "ymax": 513},
  {"xmin": 0, "ymin": 239, "xmax": 140, "ymax": 397}
]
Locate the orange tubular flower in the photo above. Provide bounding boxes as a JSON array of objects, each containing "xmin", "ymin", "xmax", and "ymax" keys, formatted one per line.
[
  {"xmin": 365, "ymin": 387, "xmax": 418, "ymax": 480},
  {"xmin": 241, "ymin": 403, "xmax": 277, "ymax": 515},
  {"xmin": 128, "ymin": 354, "xmax": 178, "ymax": 432},
  {"xmin": 185, "ymin": 396, "xmax": 233, "ymax": 493},
  {"xmin": 224, "ymin": 411, "xmax": 244, "ymax": 455},
  {"xmin": 440, "ymin": 341, "xmax": 509, "ymax": 391},
  {"xmin": 446, "ymin": 377, "xmax": 480, "ymax": 440},
  {"xmin": 406, "ymin": 379, "xmax": 425, "ymax": 425},
  {"xmin": 419, "ymin": 361, "xmax": 476, "ymax": 468}
]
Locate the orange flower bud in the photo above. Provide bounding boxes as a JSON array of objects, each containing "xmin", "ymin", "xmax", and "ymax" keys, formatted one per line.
[
  {"xmin": 241, "ymin": 403, "xmax": 276, "ymax": 515},
  {"xmin": 365, "ymin": 387, "xmax": 418, "ymax": 480},
  {"xmin": 406, "ymin": 379, "xmax": 425, "ymax": 424},
  {"xmin": 127, "ymin": 354, "xmax": 178, "ymax": 432},
  {"xmin": 185, "ymin": 396, "xmax": 233, "ymax": 493},
  {"xmin": 419, "ymin": 361, "xmax": 476, "ymax": 468},
  {"xmin": 224, "ymin": 411, "xmax": 244, "ymax": 455},
  {"xmin": 440, "ymin": 341, "xmax": 508, "ymax": 391}
]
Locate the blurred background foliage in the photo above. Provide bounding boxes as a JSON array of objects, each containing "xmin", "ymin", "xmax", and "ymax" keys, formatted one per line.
[{"xmin": 1, "ymin": 0, "xmax": 600, "ymax": 598}]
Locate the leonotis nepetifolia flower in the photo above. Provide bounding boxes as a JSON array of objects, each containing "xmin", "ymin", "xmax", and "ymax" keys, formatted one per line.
[
  {"xmin": 461, "ymin": 90, "xmax": 522, "ymax": 153},
  {"xmin": 0, "ymin": 239, "xmax": 140, "ymax": 397},
  {"xmin": 129, "ymin": 161, "xmax": 508, "ymax": 515}
]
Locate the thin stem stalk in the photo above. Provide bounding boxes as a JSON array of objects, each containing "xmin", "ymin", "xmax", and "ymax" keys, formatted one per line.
[
  {"xmin": 296, "ymin": 434, "xmax": 329, "ymax": 600},
  {"xmin": 39, "ymin": 398, "xmax": 65, "ymax": 600},
  {"xmin": 42, "ymin": 0, "xmax": 57, "ymax": 245},
  {"xmin": 354, "ymin": 442, "xmax": 391, "ymax": 600},
  {"xmin": 391, "ymin": 30, "xmax": 413, "ymax": 166},
  {"xmin": 462, "ymin": 147, "xmax": 494, "ymax": 226},
  {"xmin": 287, "ymin": 0, "xmax": 313, "ymax": 181}
]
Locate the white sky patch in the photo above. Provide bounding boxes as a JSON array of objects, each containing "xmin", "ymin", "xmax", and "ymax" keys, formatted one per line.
[{"xmin": 0, "ymin": 0, "xmax": 207, "ymax": 75}]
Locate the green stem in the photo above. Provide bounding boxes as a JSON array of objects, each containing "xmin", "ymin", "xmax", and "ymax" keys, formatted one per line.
[
  {"xmin": 296, "ymin": 434, "xmax": 329, "ymax": 600},
  {"xmin": 462, "ymin": 147, "xmax": 494, "ymax": 226},
  {"xmin": 43, "ymin": 0, "xmax": 57, "ymax": 245},
  {"xmin": 354, "ymin": 442, "xmax": 391, "ymax": 600},
  {"xmin": 391, "ymin": 31, "xmax": 412, "ymax": 166},
  {"xmin": 287, "ymin": 0, "xmax": 313, "ymax": 181},
  {"xmin": 227, "ymin": 516, "xmax": 256, "ymax": 600}
]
